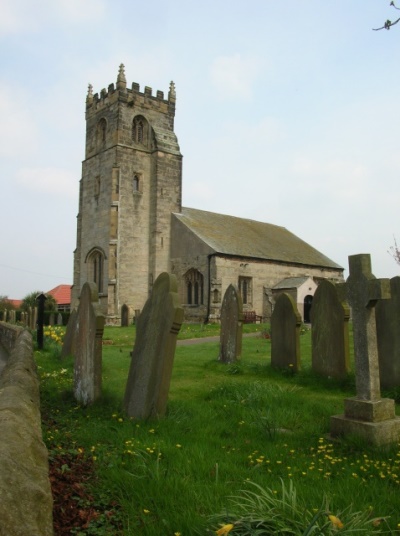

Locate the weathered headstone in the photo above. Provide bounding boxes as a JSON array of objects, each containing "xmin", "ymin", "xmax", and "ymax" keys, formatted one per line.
[
  {"xmin": 74, "ymin": 283, "xmax": 105, "ymax": 406},
  {"xmin": 376, "ymin": 276, "xmax": 400, "ymax": 389},
  {"xmin": 124, "ymin": 272, "xmax": 183, "ymax": 419},
  {"xmin": 61, "ymin": 309, "xmax": 78, "ymax": 359},
  {"xmin": 311, "ymin": 280, "xmax": 350, "ymax": 379},
  {"xmin": 121, "ymin": 304, "xmax": 129, "ymax": 327},
  {"xmin": 49, "ymin": 312, "xmax": 55, "ymax": 326},
  {"xmin": 219, "ymin": 284, "xmax": 243, "ymax": 363},
  {"xmin": 57, "ymin": 312, "xmax": 63, "ymax": 326},
  {"xmin": 271, "ymin": 292, "xmax": 301, "ymax": 372},
  {"xmin": 331, "ymin": 254, "xmax": 400, "ymax": 446}
]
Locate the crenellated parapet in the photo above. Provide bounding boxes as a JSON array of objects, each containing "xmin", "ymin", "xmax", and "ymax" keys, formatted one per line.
[{"xmin": 86, "ymin": 63, "xmax": 176, "ymax": 119}]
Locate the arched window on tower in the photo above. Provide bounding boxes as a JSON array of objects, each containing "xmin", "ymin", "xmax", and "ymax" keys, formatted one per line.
[
  {"xmin": 97, "ymin": 118, "xmax": 107, "ymax": 149},
  {"xmin": 133, "ymin": 174, "xmax": 140, "ymax": 192},
  {"xmin": 132, "ymin": 115, "xmax": 148, "ymax": 145},
  {"xmin": 184, "ymin": 269, "xmax": 204, "ymax": 306},
  {"xmin": 87, "ymin": 249, "xmax": 105, "ymax": 294}
]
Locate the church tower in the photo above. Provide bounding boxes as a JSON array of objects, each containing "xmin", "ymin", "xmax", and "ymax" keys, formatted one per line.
[{"xmin": 72, "ymin": 65, "xmax": 182, "ymax": 323}]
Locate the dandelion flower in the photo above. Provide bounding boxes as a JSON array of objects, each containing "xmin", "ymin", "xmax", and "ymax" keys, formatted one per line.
[
  {"xmin": 216, "ymin": 524, "xmax": 234, "ymax": 535},
  {"xmin": 328, "ymin": 514, "xmax": 344, "ymax": 529},
  {"xmin": 143, "ymin": 509, "xmax": 150, "ymax": 514}
]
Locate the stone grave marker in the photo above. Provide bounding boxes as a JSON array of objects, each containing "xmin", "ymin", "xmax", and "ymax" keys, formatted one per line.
[
  {"xmin": 73, "ymin": 283, "xmax": 105, "ymax": 406},
  {"xmin": 219, "ymin": 284, "xmax": 243, "ymax": 363},
  {"xmin": 57, "ymin": 312, "xmax": 63, "ymax": 326},
  {"xmin": 61, "ymin": 309, "xmax": 78, "ymax": 359},
  {"xmin": 49, "ymin": 312, "xmax": 55, "ymax": 326},
  {"xmin": 376, "ymin": 276, "xmax": 400, "ymax": 389},
  {"xmin": 331, "ymin": 254, "xmax": 400, "ymax": 446},
  {"xmin": 124, "ymin": 272, "xmax": 183, "ymax": 419},
  {"xmin": 121, "ymin": 304, "xmax": 129, "ymax": 327},
  {"xmin": 311, "ymin": 280, "xmax": 350, "ymax": 379},
  {"xmin": 271, "ymin": 292, "xmax": 301, "ymax": 372}
]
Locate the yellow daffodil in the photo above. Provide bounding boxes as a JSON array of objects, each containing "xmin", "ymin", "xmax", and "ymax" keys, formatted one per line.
[
  {"xmin": 216, "ymin": 523, "xmax": 234, "ymax": 535},
  {"xmin": 328, "ymin": 514, "xmax": 344, "ymax": 529}
]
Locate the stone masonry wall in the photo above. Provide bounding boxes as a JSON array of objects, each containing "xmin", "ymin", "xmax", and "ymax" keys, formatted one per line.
[{"xmin": 0, "ymin": 326, "xmax": 53, "ymax": 536}]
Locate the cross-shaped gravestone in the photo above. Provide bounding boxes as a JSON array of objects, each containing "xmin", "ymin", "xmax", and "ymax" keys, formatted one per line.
[
  {"xmin": 331, "ymin": 253, "xmax": 400, "ymax": 446},
  {"xmin": 346, "ymin": 254, "xmax": 389, "ymax": 401}
]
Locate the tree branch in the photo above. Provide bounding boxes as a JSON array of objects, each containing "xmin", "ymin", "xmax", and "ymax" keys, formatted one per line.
[{"xmin": 373, "ymin": 2, "xmax": 400, "ymax": 30}]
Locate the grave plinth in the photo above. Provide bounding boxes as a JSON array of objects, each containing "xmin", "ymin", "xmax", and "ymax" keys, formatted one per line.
[{"xmin": 330, "ymin": 254, "xmax": 400, "ymax": 446}]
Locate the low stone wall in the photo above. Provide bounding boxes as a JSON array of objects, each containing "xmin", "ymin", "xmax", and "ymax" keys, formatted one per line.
[
  {"xmin": 0, "ymin": 321, "xmax": 23, "ymax": 353},
  {"xmin": 0, "ymin": 326, "xmax": 53, "ymax": 536}
]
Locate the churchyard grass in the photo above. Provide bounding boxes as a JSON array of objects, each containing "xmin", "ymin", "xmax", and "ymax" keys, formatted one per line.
[{"xmin": 37, "ymin": 324, "xmax": 400, "ymax": 535}]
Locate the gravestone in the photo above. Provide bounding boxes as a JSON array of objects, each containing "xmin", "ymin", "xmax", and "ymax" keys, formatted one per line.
[
  {"xmin": 36, "ymin": 293, "xmax": 46, "ymax": 350},
  {"xmin": 271, "ymin": 292, "xmax": 301, "ymax": 372},
  {"xmin": 73, "ymin": 283, "xmax": 105, "ymax": 405},
  {"xmin": 57, "ymin": 312, "xmax": 63, "ymax": 326},
  {"xmin": 376, "ymin": 276, "xmax": 400, "ymax": 389},
  {"xmin": 121, "ymin": 304, "xmax": 129, "ymax": 327},
  {"xmin": 124, "ymin": 272, "xmax": 183, "ymax": 419},
  {"xmin": 49, "ymin": 312, "xmax": 55, "ymax": 326},
  {"xmin": 311, "ymin": 280, "xmax": 350, "ymax": 379},
  {"xmin": 219, "ymin": 284, "xmax": 243, "ymax": 363},
  {"xmin": 61, "ymin": 309, "xmax": 78, "ymax": 359},
  {"xmin": 331, "ymin": 254, "xmax": 400, "ymax": 446}
]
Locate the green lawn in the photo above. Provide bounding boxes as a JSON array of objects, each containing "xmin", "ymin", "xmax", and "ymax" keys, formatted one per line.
[{"xmin": 38, "ymin": 324, "xmax": 400, "ymax": 535}]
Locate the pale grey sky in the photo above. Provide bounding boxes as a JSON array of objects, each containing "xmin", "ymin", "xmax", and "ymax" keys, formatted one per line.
[{"xmin": 1, "ymin": 0, "xmax": 399, "ymax": 298}]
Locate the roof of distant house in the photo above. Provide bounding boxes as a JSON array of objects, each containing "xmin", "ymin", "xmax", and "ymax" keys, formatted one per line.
[
  {"xmin": 8, "ymin": 299, "xmax": 22, "ymax": 309},
  {"xmin": 174, "ymin": 207, "xmax": 343, "ymax": 270},
  {"xmin": 47, "ymin": 285, "xmax": 72, "ymax": 305}
]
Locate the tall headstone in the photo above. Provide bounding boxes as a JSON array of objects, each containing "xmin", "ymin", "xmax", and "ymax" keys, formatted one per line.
[
  {"xmin": 57, "ymin": 312, "xmax": 63, "ymax": 326},
  {"xmin": 376, "ymin": 276, "xmax": 400, "ymax": 389},
  {"xmin": 311, "ymin": 280, "xmax": 350, "ymax": 379},
  {"xmin": 219, "ymin": 284, "xmax": 243, "ymax": 363},
  {"xmin": 271, "ymin": 293, "xmax": 301, "ymax": 372},
  {"xmin": 61, "ymin": 309, "xmax": 78, "ymax": 359},
  {"xmin": 36, "ymin": 293, "xmax": 47, "ymax": 350},
  {"xmin": 331, "ymin": 254, "xmax": 400, "ymax": 446},
  {"xmin": 124, "ymin": 272, "xmax": 183, "ymax": 419},
  {"xmin": 73, "ymin": 283, "xmax": 105, "ymax": 406}
]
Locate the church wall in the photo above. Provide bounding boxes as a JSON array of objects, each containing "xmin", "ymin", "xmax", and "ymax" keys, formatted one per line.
[{"xmin": 213, "ymin": 256, "xmax": 343, "ymax": 322}]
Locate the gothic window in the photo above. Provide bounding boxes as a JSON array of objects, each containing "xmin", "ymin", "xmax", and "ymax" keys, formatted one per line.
[
  {"xmin": 238, "ymin": 276, "xmax": 252, "ymax": 305},
  {"xmin": 184, "ymin": 269, "xmax": 204, "ymax": 305},
  {"xmin": 97, "ymin": 118, "xmax": 107, "ymax": 148},
  {"xmin": 132, "ymin": 115, "xmax": 148, "ymax": 145},
  {"xmin": 133, "ymin": 174, "xmax": 140, "ymax": 192},
  {"xmin": 87, "ymin": 249, "xmax": 105, "ymax": 294}
]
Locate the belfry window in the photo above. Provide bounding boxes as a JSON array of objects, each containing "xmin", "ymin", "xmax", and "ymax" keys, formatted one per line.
[
  {"xmin": 184, "ymin": 269, "xmax": 204, "ymax": 305},
  {"xmin": 132, "ymin": 115, "xmax": 148, "ymax": 145},
  {"xmin": 97, "ymin": 118, "xmax": 107, "ymax": 148}
]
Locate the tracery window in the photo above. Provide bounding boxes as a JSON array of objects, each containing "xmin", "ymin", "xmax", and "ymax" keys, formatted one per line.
[
  {"xmin": 238, "ymin": 276, "xmax": 252, "ymax": 305},
  {"xmin": 97, "ymin": 118, "xmax": 107, "ymax": 148},
  {"xmin": 132, "ymin": 116, "xmax": 148, "ymax": 145},
  {"xmin": 87, "ymin": 249, "xmax": 105, "ymax": 294},
  {"xmin": 184, "ymin": 269, "xmax": 204, "ymax": 305}
]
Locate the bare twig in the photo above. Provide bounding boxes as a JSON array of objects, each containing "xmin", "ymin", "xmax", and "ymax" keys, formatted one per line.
[{"xmin": 373, "ymin": 2, "xmax": 400, "ymax": 30}]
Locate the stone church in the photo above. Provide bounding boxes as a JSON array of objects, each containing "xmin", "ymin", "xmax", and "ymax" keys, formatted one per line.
[{"xmin": 71, "ymin": 65, "xmax": 344, "ymax": 324}]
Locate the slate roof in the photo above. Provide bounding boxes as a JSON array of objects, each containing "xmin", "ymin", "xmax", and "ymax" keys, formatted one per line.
[
  {"xmin": 272, "ymin": 277, "xmax": 311, "ymax": 290},
  {"xmin": 174, "ymin": 207, "xmax": 342, "ymax": 270},
  {"xmin": 47, "ymin": 285, "xmax": 72, "ymax": 305}
]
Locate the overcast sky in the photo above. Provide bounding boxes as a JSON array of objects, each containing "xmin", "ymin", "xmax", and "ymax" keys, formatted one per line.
[{"xmin": 1, "ymin": 0, "xmax": 400, "ymax": 299}]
